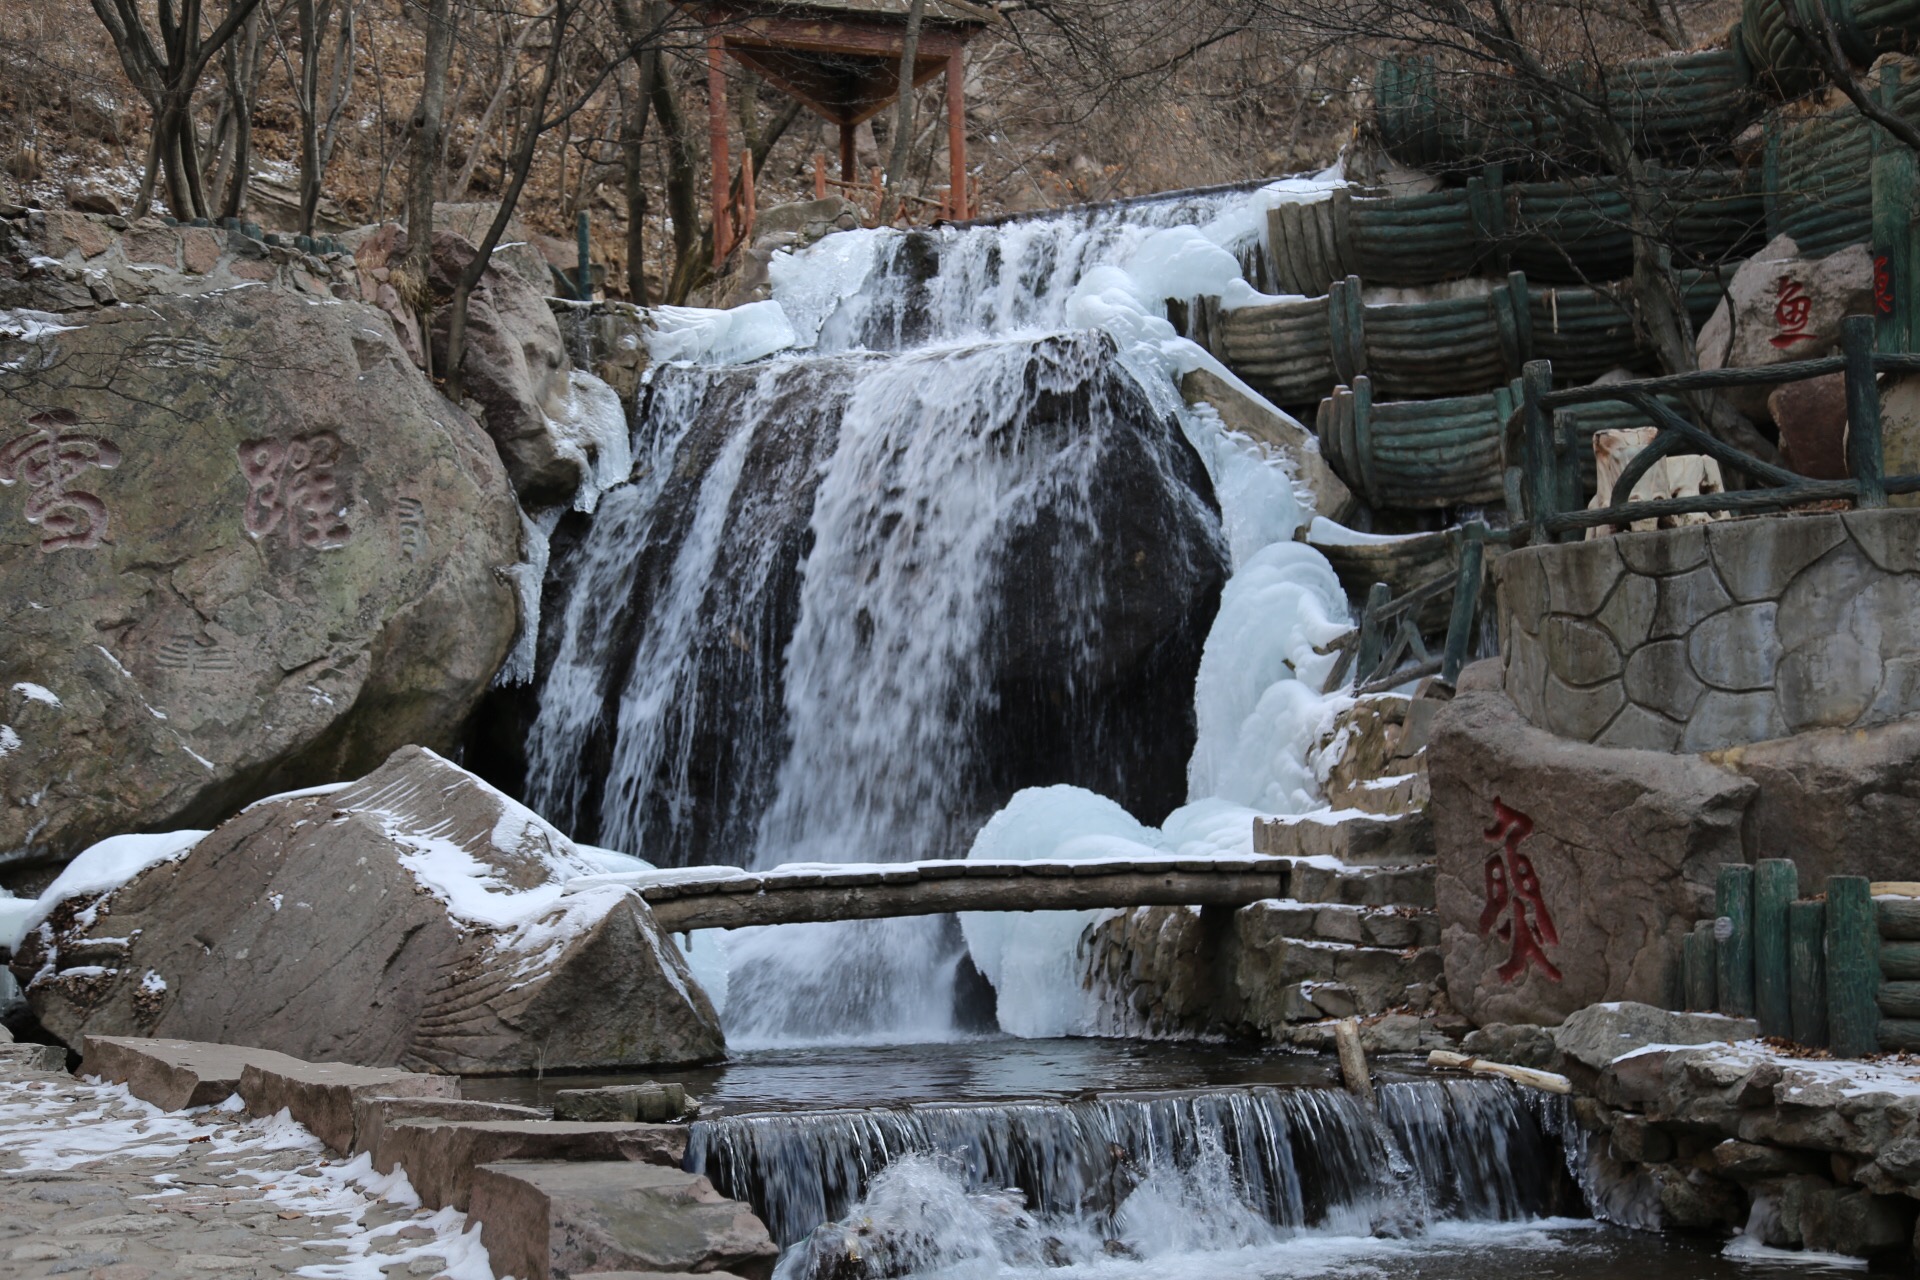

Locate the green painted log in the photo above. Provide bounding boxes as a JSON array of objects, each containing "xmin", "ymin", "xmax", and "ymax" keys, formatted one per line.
[
  {"xmin": 1503, "ymin": 168, "xmax": 1763, "ymax": 285},
  {"xmin": 1743, "ymin": 0, "xmax": 1920, "ymax": 94},
  {"xmin": 1328, "ymin": 274, "xmax": 1527, "ymax": 398},
  {"xmin": 1828, "ymin": 875, "xmax": 1882, "ymax": 1057},
  {"xmin": 1879, "ymin": 980, "xmax": 1920, "ymax": 1018},
  {"xmin": 1789, "ymin": 899, "xmax": 1828, "ymax": 1047},
  {"xmin": 1754, "ymin": 859, "xmax": 1797, "ymax": 1038},
  {"xmin": 1316, "ymin": 377, "xmax": 1511, "ymax": 509},
  {"xmin": 1882, "ymin": 940, "xmax": 1920, "ymax": 979},
  {"xmin": 1882, "ymin": 896, "xmax": 1920, "ymax": 940},
  {"xmin": 1873, "ymin": 62, "xmax": 1917, "ymax": 356},
  {"xmin": 1206, "ymin": 296, "xmax": 1336, "ymax": 406},
  {"xmin": 1767, "ymin": 65, "xmax": 1920, "ymax": 258},
  {"xmin": 1879, "ymin": 1017, "xmax": 1920, "ymax": 1051},
  {"xmin": 1717, "ymin": 865, "xmax": 1756, "ymax": 1017},
  {"xmin": 1266, "ymin": 196, "xmax": 1357, "ymax": 297},
  {"xmin": 1686, "ymin": 918, "xmax": 1719, "ymax": 1011}
]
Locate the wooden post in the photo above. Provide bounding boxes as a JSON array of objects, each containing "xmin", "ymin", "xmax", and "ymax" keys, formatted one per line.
[
  {"xmin": 1440, "ymin": 532, "xmax": 1483, "ymax": 686},
  {"xmin": 1686, "ymin": 918, "xmax": 1717, "ymax": 1012},
  {"xmin": 707, "ymin": 30, "xmax": 732, "ymax": 268},
  {"xmin": 1871, "ymin": 60, "xmax": 1913, "ymax": 354},
  {"xmin": 741, "ymin": 148, "xmax": 756, "ymax": 247},
  {"xmin": 1788, "ymin": 899, "xmax": 1827, "ymax": 1047},
  {"xmin": 839, "ymin": 122, "xmax": 856, "ymax": 185},
  {"xmin": 1355, "ymin": 582, "xmax": 1392, "ymax": 684},
  {"xmin": 945, "ymin": 48, "xmax": 967, "ymax": 219},
  {"xmin": 1754, "ymin": 858, "xmax": 1797, "ymax": 1038},
  {"xmin": 1844, "ymin": 314, "xmax": 1886, "ymax": 508},
  {"xmin": 1521, "ymin": 360, "xmax": 1557, "ymax": 544},
  {"xmin": 1715, "ymin": 864, "xmax": 1755, "ymax": 1018},
  {"xmin": 1335, "ymin": 1018, "xmax": 1374, "ymax": 1107},
  {"xmin": 1827, "ymin": 875, "xmax": 1881, "ymax": 1057}
]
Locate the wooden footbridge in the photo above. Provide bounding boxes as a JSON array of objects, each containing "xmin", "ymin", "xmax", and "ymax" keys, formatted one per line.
[{"xmin": 574, "ymin": 856, "xmax": 1298, "ymax": 932}]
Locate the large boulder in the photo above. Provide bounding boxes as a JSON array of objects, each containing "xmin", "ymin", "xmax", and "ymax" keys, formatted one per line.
[
  {"xmin": 0, "ymin": 218, "xmax": 521, "ymax": 873},
  {"xmin": 1430, "ymin": 676, "xmax": 1754, "ymax": 1026},
  {"xmin": 1696, "ymin": 235, "xmax": 1874, "ymax": 418},
  {"xmin": 12, "ymin": 746, "xmax": 725, "ymax": 1072}
]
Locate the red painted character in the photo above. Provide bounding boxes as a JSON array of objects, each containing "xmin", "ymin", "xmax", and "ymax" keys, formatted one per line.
[
  {"xmin": 1875, "ymin": 255, "xmax": 1896, "ymax": 317},
  {"xmin": 1769, "ymin": 277, "xmax": 1816, "ymax": 349},
  {"xmin": 1477, "ymin": 798, "xmax": 1562, "ymax": 984}
]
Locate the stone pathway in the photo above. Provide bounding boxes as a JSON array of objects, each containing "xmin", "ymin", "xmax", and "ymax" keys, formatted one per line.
[{"xmin": 0, "ymin": 1051, "xmax": 495, "ymax": 1280}]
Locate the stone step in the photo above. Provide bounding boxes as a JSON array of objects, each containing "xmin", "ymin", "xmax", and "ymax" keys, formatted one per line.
[
  {"xmin": 1253, "ymin": 809, "xmax": 1432, "ymax": 865},
  {"xmin": 1238, "ymin": 899, "xmax": 1439, "ymax": 949},
  {"xmin": 378, "ymin": 1118, "xmax": 687, "ymax": 1212},
  {"xmin": 1326, "ymin": 769, "xmax": 1429, "ymax": 818},
  {"xmin": 1288, "ymin": 861, "xmax": 1435, "ymax": 909},
  {"xmin": 469, "ymin": 1160, "xmax": 779, "ymax": 1280},
  {"xmin": 237, "ymin": 1056, "xmax": 457, "ymax": 1154}
]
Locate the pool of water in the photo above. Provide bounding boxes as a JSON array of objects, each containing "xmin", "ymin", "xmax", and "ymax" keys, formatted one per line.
[{"xmin": 465, "ymin": 1036, "xmax": 1373, "ymax": 1114}]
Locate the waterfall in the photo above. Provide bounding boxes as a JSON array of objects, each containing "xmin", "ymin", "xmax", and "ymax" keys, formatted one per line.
[
  {"xmin": 687, "ymin": 1079, "xmax": 1582, "ymax": 1253},
  {"xmin": 516, "ymin": 177, "xmax": 1351, "ymax": 1044}
]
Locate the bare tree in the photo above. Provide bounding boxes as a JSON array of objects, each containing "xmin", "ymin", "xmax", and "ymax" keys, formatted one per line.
[
  {"xmin": 284, "ymin": 0, "xmax": 358, "ymax": 234},
  {"xmin": 398, "ymin": 0, "xmax": 457, "ymax": 375},
  {"xmin": 88, "ymin": 0, "xmax": 270, "ymax": 217},
  {"xmin": 877, "ymin": 0, "xmax": 928, "ymax": 224},
  {"xmin": 1779, "ymin": 3, "xmax": 1920, "ymax": 154}
]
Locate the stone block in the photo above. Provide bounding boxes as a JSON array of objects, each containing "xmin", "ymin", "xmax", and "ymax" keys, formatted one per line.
[
  {"xmin": 1595, "ymin": 702, "xmax": 1684, "ymax": 752},
  {"xmin": 1593, "ymin": 571, "xmax": 1656, "ymax": 651},
  {"xmin": 1616, "ymin": 523, "xmax": 1710, "ymax": 577},
  {"xmin": 354, "ymin": 1096, "xmax": 551, "ymax": 1170},
  {"xmin": 1545, "ymin": 616, "xmax": 1624, "ymax": 686},
  {"xmin": 1623, "ymin": 639, "xmax": 1704, "ymax": 722},
  {"xmin": 1775, "ymin": 540, "xmax": 1879, "ymax": 653},
  {"xmin": 1537, "ymin": 538, "xmax": 1624, "ymax": 617},
  {"xmin": 1800, "ymin": 1189, "xmax": 1918, "ymax": 1259},
  {"xmin": 1771, "ymin": 373, "xmax": 1850, "ymax": 479},
  {"xmin": 180, "ymin": 227, "xmax": 222, "ymax": 275},
  {"xmin": 467, "ymin": 1161, "xmax": 778, "ymax": 1280},
  {"xmin": 1542, "ymin": 673, "xmax": 1626, "ymax": 741},
  {"xmin": 1499, "ymin": 552, "xmax": 1548, "ymax": 634},
  {"xmin": 1504, "ymin": 629, "xmax": 1549, "ymax": 724},
  {"xmin": 1688, "ymin": 602, "xmax": 1780, "ymax": 691},
  {"xmin": 1649, "ymin": 564, "xmax": 1733, "ymax": 640},
  {"xmin": 80, "ymin": 1036, "xmax": 307, "ymax": 1112},
  {"xmin": 40, "ymin": 210, "xmax": 115, "ymax": 259},
  {"xmin": 0, "ymin": 1042, "xmax": 68, "ymax": 1072},
  {"xmin": 379, "ymin": 1119, "xmax": 687, "ymax": 1211},
  {"xmin": 1706, "ymin": 514, "xmax": 1847, "ymax": 603},
  {"xmin": 238, "ymin": 1058, "xmax": 457, "ymax": 1154},
  {"xmin": 1556, "ymin": 1003, "xmax": 1757, "ymax": 1072},
  {"xmin": 1683, "ymin": 689, "xmax": 1785, "ymax": 752},
  {"xmin": 1251, "ymin": 810, "xmax": 1428, "ymax": 865},
  {"xmin": 1609, "ymin": 1114, "xmax": 1674, "ymax": 1163},
  {"xmin": 121, "ymin": 227, "xmax": 180, "ymax": 268},
  {"xmin": 1776, "ymin": 633, "xmax": 1881, "ymax": 732},
  {"xmin": 1288, "ymin": 863, "xmax": 1434, "ymax": 908},
  {"xmin": 552, "ymin": 1083, "xmax": 688, "ymax": 1124},
  {"xmin": 1430, "ymin": 689, "xmax": 1753, "ymax": 1025},
  {"xmin": 1844, "ymin": 509, "xmax": 1920, "ymax": 574}
]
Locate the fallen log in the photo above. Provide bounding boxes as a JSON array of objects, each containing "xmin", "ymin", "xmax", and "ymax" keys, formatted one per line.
[{"xmin": 1426, "ymin": 1049, "xmax": 1572, "ymax": 1094}]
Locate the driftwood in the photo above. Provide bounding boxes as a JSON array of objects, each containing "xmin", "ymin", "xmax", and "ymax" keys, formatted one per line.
[
  {"xmin": 1426, "ymin": 1049, "xmax": 1573, "ymax": 1094},
  {"xmin": 1336, "ymin": 1018, "xmax": 1376, "ymax": 1107}
]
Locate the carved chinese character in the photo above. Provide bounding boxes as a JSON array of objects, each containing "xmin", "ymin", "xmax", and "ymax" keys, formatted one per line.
[
  {"xmin": 395, "ymin": 496, "xmax": 427, "ymax": 561},
  {"xmin": 0, "ymin": 411, "xmax": 122, "ymax": 552},
  {"xmin": 238, "ymin": 432, "xmax": 352, "ymax": 550},
  {"xmin": 1875, "ymin": 255, "xmax": 1896, "ymax": 318},
  {"xmin": 1477, "ymin": 797, "xmax": 1562, "ymax": 984},
  {"xmin": 1770, "ymin": 277, "xmax": 1816, "ymax": 349}
]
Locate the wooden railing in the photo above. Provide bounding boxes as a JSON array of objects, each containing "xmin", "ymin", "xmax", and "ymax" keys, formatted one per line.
[
  {"xmin": 1328, "ymin": 521, "xmax": 1501, "ymax": 694},
  {"xmin": 1515, "ymin": 314, "xmax": 1920, "ymax": 542}
]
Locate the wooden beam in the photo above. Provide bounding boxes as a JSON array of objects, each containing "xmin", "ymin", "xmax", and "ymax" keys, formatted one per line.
[
  {"xmin": 945, "ymin": 47, "xmax": 965, "ymax": 218},
  {"xmin": 718, "ymin": 13, "xmax": 969, "ymax": 60},
  {"xmin": 639, "ymin": 864, "xmax": 1292, "ymax": 932}
]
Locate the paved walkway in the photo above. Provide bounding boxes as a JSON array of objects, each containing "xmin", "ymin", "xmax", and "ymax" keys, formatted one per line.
[{"xmin": 0, "ymin": 1049, "xmax": 493, "ymax": 1280}]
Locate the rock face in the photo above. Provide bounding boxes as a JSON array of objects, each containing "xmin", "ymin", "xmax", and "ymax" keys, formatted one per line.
[
  {"xmin": 1499, "ymin": 510, "xmax": 1920, "ymax": 752},
  {"xmin": 706, "ymin": 196, "xmax": 863, "ymax": 310},
  {"xmin": 1696, "ymin": 236, "xmax": 1875, "ymax": 418},
  {"xmin": 14, "ymin": 746, "xmax": 725, "ymax": 1072},
  {"xmin": 1430, "ymin": 680, "xmax": 1753, "ymax": 1026},
  {"xmin": 1553, "ymin": 1001, "xmax": 1756, "ymax": 1072},
  {"xmin": 427, "ymin": 230, "xmax": 588, "ymax": 508},
  {"xmin": 0, "ymin": 211, "xmax": 521, "ymax": 871}
]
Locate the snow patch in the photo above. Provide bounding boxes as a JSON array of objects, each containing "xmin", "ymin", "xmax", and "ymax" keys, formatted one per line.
[
  {"xmin": 5, "ymin": 829, "xmax": 207, "ymax": 953},
  {"xmin": 11, "ymin": 683, "xmax": 60, "ymax": 708}
]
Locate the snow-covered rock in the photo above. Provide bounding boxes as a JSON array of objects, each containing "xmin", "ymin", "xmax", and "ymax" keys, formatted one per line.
[{"xmin": 11, "ymin": 745, "xmax": 724, "ymax": 1073}]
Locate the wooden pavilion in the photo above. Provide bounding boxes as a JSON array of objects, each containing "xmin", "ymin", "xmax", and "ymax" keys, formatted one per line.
[{"xmin": 681, "ymin": 0, "xmax": 999, "ymax": 263}]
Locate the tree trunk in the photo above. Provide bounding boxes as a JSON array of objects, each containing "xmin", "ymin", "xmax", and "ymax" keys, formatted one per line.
[
  {"xmin": 624, "ymin": 53, "xmax": 657, "ymax": 302},
  {"xmin": 876, "ymin": 0, "xmax": 927, "ymax": 224},
  {"xmin": 402, "ymin": 0, "xmax": 456, "ymax": 377},
  {"xmin": 296, "ymin": 0, "xmax": 324, "ymax": 234}
]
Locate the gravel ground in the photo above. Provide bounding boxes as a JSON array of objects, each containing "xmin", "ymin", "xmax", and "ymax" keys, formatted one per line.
[{"xmin": 0, "ymin": 1048, "xmax": 496, "ymax": 1280}]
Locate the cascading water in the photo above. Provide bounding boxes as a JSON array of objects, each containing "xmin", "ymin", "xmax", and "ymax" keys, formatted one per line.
[
  {"xmin": 517, "ymin": 177, "xmax": 1353, "ymax": 1044},
  {"xmin": 685, "ymin": 1079, "xmax": 1585, "ymax": 1268}
]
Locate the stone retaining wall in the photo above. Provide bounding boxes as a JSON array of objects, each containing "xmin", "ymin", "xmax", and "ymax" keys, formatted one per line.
[{"xmin": 1499, "ymin": 509, "xmax": 1920, "ymax": 752}]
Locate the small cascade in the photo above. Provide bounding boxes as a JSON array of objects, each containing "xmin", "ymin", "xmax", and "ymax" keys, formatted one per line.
[{"xmin": 688, "ymin": 1078, "xmax": 1582, "ymax": 1252}]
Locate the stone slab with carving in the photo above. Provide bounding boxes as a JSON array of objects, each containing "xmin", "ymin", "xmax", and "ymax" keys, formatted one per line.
[
  {"xmin": 1695, "ymin": 235, "xmax": 1874, "ymax": 419},
  {"xmin": 1430, "ymin": 675, "xmax": 1753, "ymax": 1026},
  {"xmin": 0, "ymin": 220, "xmax": 522, "ymax": 872},
  {"xmin": 13, "ymin": 746, "xmax": 726, "ymax": 1073}
]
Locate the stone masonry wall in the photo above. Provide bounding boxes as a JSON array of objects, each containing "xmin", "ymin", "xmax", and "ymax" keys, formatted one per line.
[{"xmin": 1499, "ymin": 509, "xmax": 1920, "ymax": 752}]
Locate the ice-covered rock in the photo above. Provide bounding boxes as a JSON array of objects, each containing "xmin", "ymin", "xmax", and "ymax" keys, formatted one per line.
[{"xmin": 12, "ymin": 745, "xmax": 724, "ymax": 1072}]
